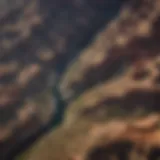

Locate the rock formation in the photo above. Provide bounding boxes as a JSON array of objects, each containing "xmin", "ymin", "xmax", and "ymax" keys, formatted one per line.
[
  {"xmin": 0, "ymin": 0, "xmax": 125, "ymax": 159},
  {"xmin": 2, "ymin": 0, "xmax": 160, "ymax": 160}
]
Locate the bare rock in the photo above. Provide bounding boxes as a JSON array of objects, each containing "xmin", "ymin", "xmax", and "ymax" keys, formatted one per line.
[
  {"xmin": 22, "ymin": 1, "xmax": 160, "ymax": 160},
  {"xmin": 0, "ymin": 0, "xmax": 126, "ymax": 159}
]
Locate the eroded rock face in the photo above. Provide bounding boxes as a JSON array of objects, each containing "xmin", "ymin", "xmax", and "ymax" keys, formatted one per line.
[
  {"xmin": 0, "ymin": 0, "xmax": 126, "ymax": 159},
  {"xmin": 60, "ymin": 0, "xmax": 160, "ymax": 102},
  {"xmin": 19, "ymin": 0, "xmax": 160, "ymax": 160}
]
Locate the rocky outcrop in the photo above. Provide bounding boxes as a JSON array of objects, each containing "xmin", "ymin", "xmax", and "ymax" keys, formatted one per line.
[
  {"xmin": 20, "ymin": 115, "xmax": 160, "ymax": 160},
  {"xmin": 0, "ymin": 0, "xmax": 126, "ymax": 159},
  {"xmin": 60, "ymin": 0, "xmax": 160, "ymax": 102},
  {"xmin": 19, "ymin": 0, "xmax": 160, "ymax": 160}
]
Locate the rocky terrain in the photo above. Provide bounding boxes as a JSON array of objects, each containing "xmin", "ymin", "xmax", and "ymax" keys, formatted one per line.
[
  {"xmin": 0, "ymin": 0, "xmax": 126, "ymax": 159},
  {"xmin": 1, "ymin": 0, "xmax": 160, "ymax": 160}
]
